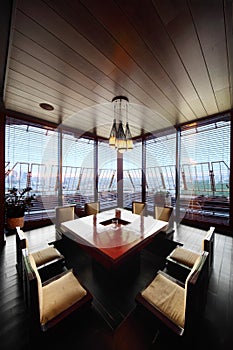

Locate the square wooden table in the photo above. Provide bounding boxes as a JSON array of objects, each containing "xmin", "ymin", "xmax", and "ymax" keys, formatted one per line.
[{"xmin": 61, "ymin": 208, "xmax": 168, "ymax": 270}]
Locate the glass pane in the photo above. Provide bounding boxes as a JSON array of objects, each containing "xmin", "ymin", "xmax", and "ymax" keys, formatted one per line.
[
  {"xmin": 62, "ymin": 136, "xmax": 94, "ymax": 209},
  {"xmin": 180, "ymin": 118, "xmax": 230, "ymax": 227},
  {"xmin": 146, "ymin": 133, "xmax": 176, "ymax": 214},
  {"xmin": 98, "ymin": 141, "xmax": 117, "ymax": 210},
  {"xmin": 123, "ymin": 141, "xmax": 142, "ymax": 209}
]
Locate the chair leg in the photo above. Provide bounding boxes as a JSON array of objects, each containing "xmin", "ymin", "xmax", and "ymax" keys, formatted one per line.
[{"xmin": 152, "ymin": 329, "xmax": 160, "ymax": 344}]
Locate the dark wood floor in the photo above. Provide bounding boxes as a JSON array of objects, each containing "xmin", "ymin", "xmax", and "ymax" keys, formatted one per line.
[{"xmin": 0, "ymin": 223, "xmax": 232, "ymax": 350}]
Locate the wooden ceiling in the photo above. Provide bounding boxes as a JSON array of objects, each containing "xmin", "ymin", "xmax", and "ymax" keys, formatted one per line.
[{"xmin": 2, "ymin": 0, "xmax": 233, "ymax": 139}]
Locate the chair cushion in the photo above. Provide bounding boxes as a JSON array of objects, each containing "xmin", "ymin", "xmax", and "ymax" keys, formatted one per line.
[
  {"xmin": 169, "ymin": 247, "xmax": 200, "ymax": 268},
  {"xmin": 141, "ymin": 273, "xmax": 185, "ymax": 328},
  {"xmin": 41, "ymin": 270, "xmax": 87, "ymax": 325},
  {"xmin": 31, "ymin": 246, "xmax": 62, "ymax": 266}
]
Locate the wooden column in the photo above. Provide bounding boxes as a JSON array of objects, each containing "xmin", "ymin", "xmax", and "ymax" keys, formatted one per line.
[
  {"xmin": 141, "ymin": 134, "xmax": 146, "ymax": 203},
  {"xmin": 0, "ymin": 113, "xmax": 6, "ymax": 247},
  {"xmin": 175, "ymin": 127, "xmax": 181, "ymax": 228},
  {"xmin": 229, "ymin": 112, "xmax": 233, "ymax": 234},
  {"xmin": 57, "ymin": 122, "xmax": 63, "ymax": 206},
  {"xmin": 117, "ymin": 151, "xmax": 123, "ymax": 208},
  {"xmin": 94, "ymin": 137, "xmax": 98, "ymax": 202},
  {"xmin": 0, "ymin": 0, "xmax": 13, "ymax": 246}
]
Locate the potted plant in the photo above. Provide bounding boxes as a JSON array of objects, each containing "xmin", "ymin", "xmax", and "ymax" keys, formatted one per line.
[{"xmin": 5, "ymin": 186, "xmax": 36, "ymax": 230}]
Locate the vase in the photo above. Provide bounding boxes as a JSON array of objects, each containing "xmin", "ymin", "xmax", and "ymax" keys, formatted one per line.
[
  {"xmin": 6, "ymin": 216, "xmax": 24, "ymax": 229},
  {"xmin": 6, "ymin": 207, "xmax": 25, "ymax": 230}
]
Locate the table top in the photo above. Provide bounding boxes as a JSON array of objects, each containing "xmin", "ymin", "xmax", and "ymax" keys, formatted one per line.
[{"xmin": 61, "ymin": 208, "xmax": 168, "ymax": 264}]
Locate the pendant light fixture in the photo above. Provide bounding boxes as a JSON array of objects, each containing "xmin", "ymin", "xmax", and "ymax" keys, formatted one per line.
[{"xmin": 109, "ymin": 96, "xmax": 133, "ymax": 152}]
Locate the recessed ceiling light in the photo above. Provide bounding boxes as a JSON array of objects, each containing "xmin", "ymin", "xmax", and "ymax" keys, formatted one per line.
[{"xmin": 39, "ymin": 103, "xmax": 54, "ymax": 111}]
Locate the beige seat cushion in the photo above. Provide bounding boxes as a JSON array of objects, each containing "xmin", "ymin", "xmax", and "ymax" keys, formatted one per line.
[
  {"xmin": 141, "ymin": 273, "xmax": 185, "ymax": 328},
  {"xmin": 169, "ymin": 247, "xmax": 200, "ymax": 268},
  {"xmin": 31, "ymin": 246, "xmax": 62, "ymax": 266},
  {"xmin": 41, "ymin": 270, "xmax": 87, "ymax": 326}
]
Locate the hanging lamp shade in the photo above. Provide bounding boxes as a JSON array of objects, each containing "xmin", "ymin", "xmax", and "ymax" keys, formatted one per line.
[
  {"xmin": 115, "ymin": 121, "xmax": 127, "ymax": 153},
  {"xmin": 125, "ymin": 122, "xmax": 133, "ymax": 151},
  {"xmin": 108, "ymin": 96, "xmax": 133, "ymax": 152},
  {"xmin": 109, "ymin": 119, "xmax": 117, "ymax": 148}
]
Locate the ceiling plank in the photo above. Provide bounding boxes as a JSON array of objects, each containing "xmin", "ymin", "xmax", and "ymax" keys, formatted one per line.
[
  {"xmin": 189, "ymin": 0, "xmax": 231, "ymax": 112},
  {"xmin": 115, "ymin": 0, "xmax": 208, "ymax": 119},
  {"xmin": 153, "ymin": 0, "xmax": 219, "ymax": 115}
]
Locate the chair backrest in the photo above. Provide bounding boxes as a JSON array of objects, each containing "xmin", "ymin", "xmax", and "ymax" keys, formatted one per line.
[
  {"xmin": 22, "ymin": 248, "xmax": 41, "ymax": 335},
  {"xmin": 55, "ymin": 205, "xmax": 75, "ymax": 228},
  {"xmin": 154, "ymin": 206, "xmax": 174, "ymax": 234},
  {"xmin": 154, "ymin": 205, "xmax": 173, "ymax": 221},
  {"xmin": 85, "ymin": 201, "xmax": 100, "ymax": 216},
  {"xmin": 132, "ymin": 201, "xmax": 146, "ymax": 215},
  {"xmin": 184, "ymin": 251, "xmax": 209, "ymax": 337},
  {"xmin": 55, "ymin": 205, "xmax": 75, "ymax": 239},
  {"xmin": 202, "ymin": 226, "xmax": 215, "ymax": 274},
  {"xmin": 16, "ymin": 226, "xmax": 65, "ymax": 282},
  {"xmin": 16, "ymin": 226, "xmax": 27, "ymax": 278}
]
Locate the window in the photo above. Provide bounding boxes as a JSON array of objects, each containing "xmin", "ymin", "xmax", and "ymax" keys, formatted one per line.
[
  {"xmin": 5, "ymin": 114, "xmax": 231, "ymax": 231},
  {"xmin": 146, "ymin": 132, "xmax": 176, "ymax": 212},
  {"xmin": 180, "ymin": 116, "xmax": 230, "ymax": 227},
  {"xmin": 123, "ymin": 141, "xmax": 142, "ymax": 208},
  {"xmin": 98, "ymin": 141, "xmax": 117, "ymax": 209}
]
